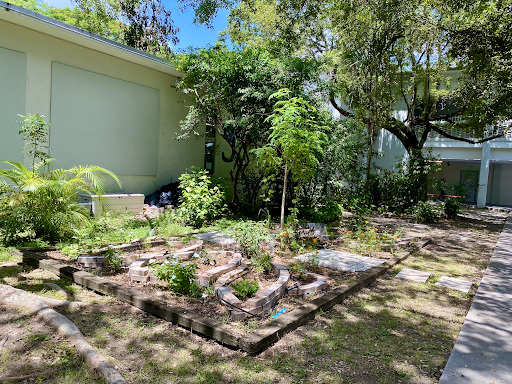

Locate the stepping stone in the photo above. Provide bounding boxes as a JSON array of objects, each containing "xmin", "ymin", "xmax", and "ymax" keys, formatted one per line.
[
  {"xmin": 435, "ymin": 276, "xmax": 473, "ymax": 293},
  {"xmin": 450, "ymin": 234, "xmax": 476, "ymax": 243},
  {"xmin": 295, "ymin": 249, "xmax": 386, "ymax": 272},
  {"xmin": 395, "ymin": 268, "xmax": 431, "ymax": 283},
  {"xmin": 307, "ymin": 223, "xmax": 328, "ymax": 235},
  {"xmin": 194, "ymin": 231, "xmax": 236, "ymax": 245}
]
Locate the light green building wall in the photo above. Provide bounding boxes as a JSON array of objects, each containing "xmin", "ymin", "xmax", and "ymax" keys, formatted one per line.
[
  {"xmin": 0, "ymin": 47, "xmax": 26, "ymax": 166},
  {"xmin": 0, "ymin": 10, "xmax": 205, "ymax": 195}
]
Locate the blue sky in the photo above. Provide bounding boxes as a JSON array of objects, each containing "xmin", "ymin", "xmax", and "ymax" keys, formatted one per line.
[{"xmin": 44, "ymin": 0, "xmax": 230, "ymax": 50}]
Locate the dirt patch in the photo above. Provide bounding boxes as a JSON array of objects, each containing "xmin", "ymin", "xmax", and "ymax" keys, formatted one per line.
[{"xmin": 3, "ymin": 208, "xmax": 506, "ymax": 384}]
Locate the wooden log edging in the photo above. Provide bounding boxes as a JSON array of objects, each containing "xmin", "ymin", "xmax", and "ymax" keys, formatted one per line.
[{"xmin": 20, "ymin": 240, "xmax": 428, "ymax": 354}]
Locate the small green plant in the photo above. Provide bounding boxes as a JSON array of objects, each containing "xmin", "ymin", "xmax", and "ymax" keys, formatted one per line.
[
  {"xmin": 201, "ymin": 249, "xmax": 217, "ymax": 266},
  {"xmin": 414, "ymin": 201, "xmax": 441, "ymax": 223},
  {"xmin": 289, "ymin": 262, "xmax": 307, "ymax": 280},
  {"xmin": 253, "ymin": 253, "xmax": 274, "ymax": 274},
  {"xmin": 103, "ymin": 246, "xmax": 122, "ymax": 270},
  {"xmin": 230, "ymin": 277, "xmax": 259, "ymax": 300},
  {"xmin": 444, "ymin": 198, "xmax": 461, "ymax": 220},
  {"xmin": 220, "ymin": 219, "xmax": 272, "ymax": 258},
  {"xmin": 150, "ymin": 259, "xmax": 202, "ymax": 298},
  {"xmin": 17, "ymin": 113, "xmax": 51, "ymax": 168},
  {"xmin": 177, "ymin": 167, "xmax": 225, "ymax": 228}
]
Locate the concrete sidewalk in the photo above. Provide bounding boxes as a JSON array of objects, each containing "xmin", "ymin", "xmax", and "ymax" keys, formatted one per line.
[{"xmin": 439, "ymin": 216, "xmax": 512, "ymax": 384}]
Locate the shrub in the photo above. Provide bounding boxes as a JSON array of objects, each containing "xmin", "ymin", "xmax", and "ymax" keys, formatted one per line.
[
  {"xmin": 230, "ymin": 277, "xmax": 259, "ymax": 300},
  {"xmin": 219, "ymin": 219, "xmax": 272, "ymax": 258},
  {"xmin": 150, "ymin": 259, "xmax": 202, "ymax": 298},
  {"xmin": 444, "ymin": 198, "xmax": 461, "ymax": 220},
  {"xmin": 103, "ymin": 246, "xmax": 122, "ymax": 270},
  {"xmin": 253, "ymin": 253, "xmax": 274, "ymax": 274},
  {"xmin": 0, "ymin": 159, "xmax": 121, "ymax": 245},
  {"xmin": 300, "ymin": 200, "xmax": 344, "ymax": 224},
  {"xmin": 289, "ymin": 262, "xmax": 307, "ymax": 280},
  {"xmin": 414, "ymin": 201, "xmax": 440, "ymax": 223},
  {"xmin": 177, "ymin": 167, "xmax": 225, "ymax": 228}
]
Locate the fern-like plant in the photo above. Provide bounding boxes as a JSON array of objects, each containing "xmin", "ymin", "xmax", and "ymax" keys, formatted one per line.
[{"xmin": 0, "ymin": 158, "xmax": 121, "ymax": 244}]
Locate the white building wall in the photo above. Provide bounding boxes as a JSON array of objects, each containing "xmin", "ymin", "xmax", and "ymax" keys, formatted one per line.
[{"xmin": 374, "ymin": 129, "xmax": 512, "ymax": 207}]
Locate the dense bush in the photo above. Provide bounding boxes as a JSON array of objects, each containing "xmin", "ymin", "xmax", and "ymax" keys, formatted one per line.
[
  {"xmin": 177, "ymin": 167, "xmax": 225, "ymax": 228},
  {"xmin": 444, "ymin": 198, "xmax": 461, "ymax": 220},
  {"xmin": 0, "ymin": 159, "xmax": 121, "ymax": 245},
  {"xmin": 414, "ymin": 201, "xmax": 441, "ymax": 223},
  {"xmin": 300, "ymin": 200, "xmax": 344, "ymax": 224}
]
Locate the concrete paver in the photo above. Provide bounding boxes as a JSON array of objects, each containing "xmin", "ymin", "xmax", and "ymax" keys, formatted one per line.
[
  {"xmin": 294, "ymin": 249, "xmax": 386, "ymax": 272},
  {"xmin": 436, "ymin": 276, "xmax": 474, "ymax": 293},
  {"xmin": 193, "ymin": 231, "xmax": 236, "ymax": 245},
  {"xmin": 395, "ymin": 268, "xmax": 431, "ymax": 283},
  {"xmin": 439, "ymin": 215, "xmax": 512, "ymax": 384}
]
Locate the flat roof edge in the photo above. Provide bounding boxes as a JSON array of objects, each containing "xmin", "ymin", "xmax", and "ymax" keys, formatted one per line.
[{"xmin": 0, "ymin": 1, "xmax": 181, "ymax": 77}]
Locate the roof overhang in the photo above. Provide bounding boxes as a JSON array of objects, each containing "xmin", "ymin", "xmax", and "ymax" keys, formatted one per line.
[{"xmin": 0, "ymin": 1, "xmax": 182, "ymax": 78}]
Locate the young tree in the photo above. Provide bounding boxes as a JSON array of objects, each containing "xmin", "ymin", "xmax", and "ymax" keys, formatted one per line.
[
  {"xmin": 174, "ymin": 45, "xmax": 319, "ymax": 203},
  {"xmin": 17, "ymin": 114, "xmax": 51, "ymax": 169},
  {"xmin": 252, "ymin": 89, "xmax": 328, "ymax": 230}
]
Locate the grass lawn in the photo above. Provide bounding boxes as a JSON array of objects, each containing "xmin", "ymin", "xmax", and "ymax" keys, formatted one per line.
[{"xmin": 0, "ymin": 209, "xmax": 506, "ymax": 384}]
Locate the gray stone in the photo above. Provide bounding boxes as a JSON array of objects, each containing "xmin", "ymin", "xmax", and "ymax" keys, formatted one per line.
[
  {"xmin": 395, "ymin": 268, "xmax": 431, "ymax": 283},
  {"xmin": 295, "ymin": 249, "xmax": 386, "ymax": 272},
  {"xmin": 436, "ymin": 276, "xmax": 473, "ymax": 293},
  {"xmin": 193, "ymin": 231, "xmax": 236, "ymax": 245},
  {"xmin": 307, "ymin": 223, "xmax": 328, "ymax": 235}
]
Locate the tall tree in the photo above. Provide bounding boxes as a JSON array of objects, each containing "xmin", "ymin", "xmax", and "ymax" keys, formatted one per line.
[
  {"xmin": 183, "ymin": 0, "xmax": 512, "ymax": 154},
  {"xmin": 8, "ymin": 0, "xmax": 178, "ymax": 57},
  {"xmin": 173, "ymin": 45, "xmax": 320, "ymax": 203}
]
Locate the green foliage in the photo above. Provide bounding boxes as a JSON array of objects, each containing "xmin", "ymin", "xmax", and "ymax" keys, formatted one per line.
[
  {"xmin": 300, "ymin": 119, "xmax": 369, "ymax": 209},
  {"xmin": 8, "ymin": 0, "xmax": 177, "ymax": 57},
  {"xmin": 252, "ymin": 88, "xmax": 328, "ymax": 229},
  {"xmin": 444, "ymin": 198, "xmax": 461, "ymax": 220},
  {"xmin": 289, "ymin": 262, "xmax": 307, "ymax": 280},
  {"xmin": 177, "ymin": 167, "xmax": 225, "ymax": 228},
  {"xmin": 17, "ymin": 114, "xmax": 51, "ymax": 168},
  {"xmin": 301, "ymin": 200, "xmax": 343, "ymax": 224},
  {"xmin": 150, "ymin": 259, "xmax": 202, "ymax": 298},
  {"xmin": 174, "ymin": 46, "xmax": 320, "ymax": 203},
  {"xmin": 252, "ymin": 253, "xmax": 274, "ymax": 274},
  {"xmin": 219, "ymin": 219, "xmax": 272, "ymax": 258},
  {"xmin": 369, "ymin": 150, "xmax": 442, "ymax": 212},
  {"xmin": 0, "ymin": 159, "xmax": 121, "ymax": 245},
  {"xmin": 414, "ymin": 202, "xmax": 441, "ymax": 224},
  {"xmin": 230, "ymin": 277, "xmax": 259, "ymax": 300},
  {"xmin": 103, "ymin": 246, "xmax": 122, "ymax": 270}
]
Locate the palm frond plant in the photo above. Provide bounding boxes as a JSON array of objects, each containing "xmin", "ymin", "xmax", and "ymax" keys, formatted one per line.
[{"xmin": 0, "ymin": 158, "xmax": 121, "ymax": 244}]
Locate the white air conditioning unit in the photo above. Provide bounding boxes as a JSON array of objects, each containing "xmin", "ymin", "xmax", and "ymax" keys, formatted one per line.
[{"xmin": 91, "ymin": 194, "xmax": 144, "ymax": 216}]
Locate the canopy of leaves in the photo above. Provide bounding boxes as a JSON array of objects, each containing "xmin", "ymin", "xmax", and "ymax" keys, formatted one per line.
[
  {"xmin": 183, "ymin": 0, "xmax": 512, "ymax": 152},
  {"xmin": 174, "ymin": 45, "xmax": 321, "ymax": 201},
  {"xmin": 8, "ymin": 0, "xmax": 177, "ymax": 57}
]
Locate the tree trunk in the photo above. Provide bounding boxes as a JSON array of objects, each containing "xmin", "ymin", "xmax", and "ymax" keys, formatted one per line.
[
  {"xmin": 280, "ymin": 164, "xmax": 289, "ymax": 231},
  {"xmin": 364, "ymin": 122, "xmax": 375, "ymax": 194}
]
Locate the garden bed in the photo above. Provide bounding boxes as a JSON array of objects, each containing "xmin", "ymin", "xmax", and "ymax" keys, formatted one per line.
[{"xmin": 35, "ymin": 238, "xmax": 364, "ymax": 336}]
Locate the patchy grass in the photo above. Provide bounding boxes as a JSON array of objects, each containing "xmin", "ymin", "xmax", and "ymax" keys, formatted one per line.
[{"xmin": 0, "ymin": 209, "xmax": 506, "ymax": 384}]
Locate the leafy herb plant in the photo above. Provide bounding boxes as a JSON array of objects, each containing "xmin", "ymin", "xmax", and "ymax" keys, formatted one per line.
[{"xmin": 230, "ymin": 277, "xmax": 259, "ymax": 300}]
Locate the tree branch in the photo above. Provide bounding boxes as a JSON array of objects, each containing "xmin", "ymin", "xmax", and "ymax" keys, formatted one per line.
[{"xmin": 427, "ymin": 122, "xmax": 507, "ymax": 144}]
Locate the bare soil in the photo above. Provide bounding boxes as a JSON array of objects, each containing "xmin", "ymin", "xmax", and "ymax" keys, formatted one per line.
[{"xmin": 1, "ymin": 208, "xmax": 506, "ymax": 384}]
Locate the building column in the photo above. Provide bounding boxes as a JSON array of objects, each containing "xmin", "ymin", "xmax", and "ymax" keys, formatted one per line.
[
  {"xmin": 24, "ymin": 53, "xmax": 52, "ymax": 165},
  {"xmin": 477, "ymin": 142, "xmax": 491, "ymax": 208}
]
